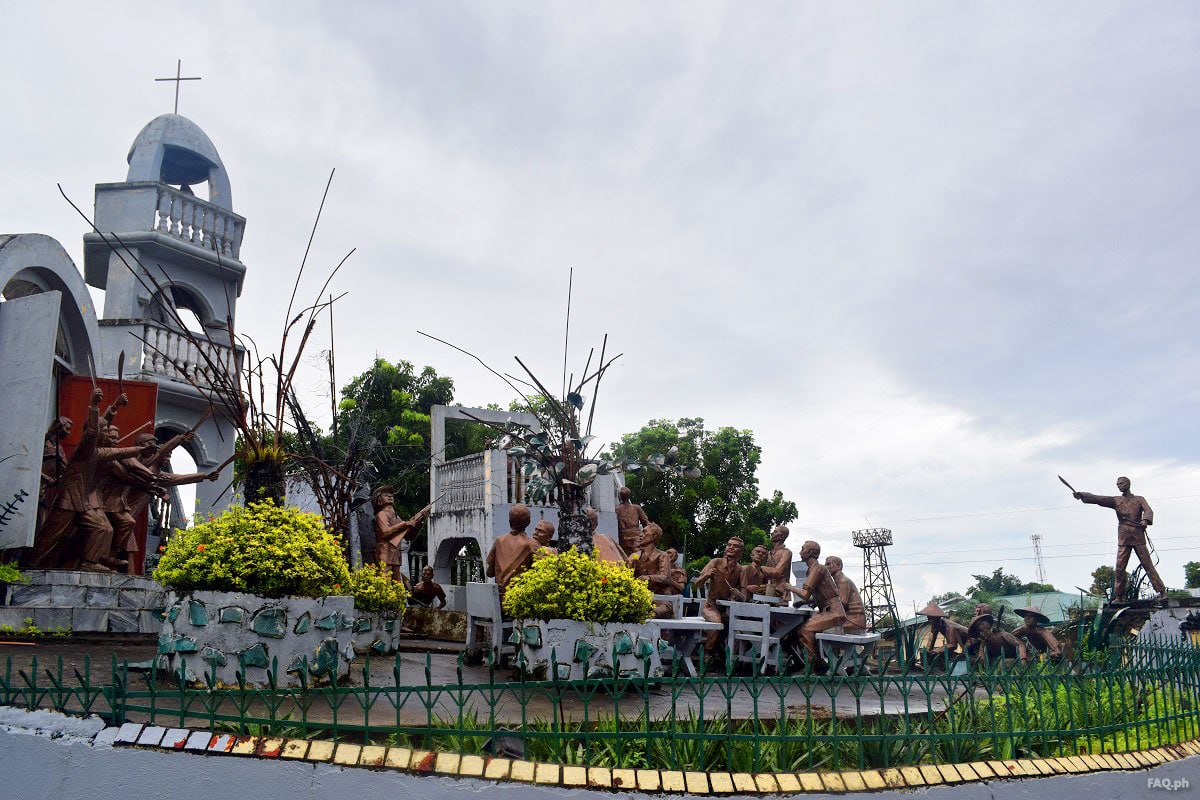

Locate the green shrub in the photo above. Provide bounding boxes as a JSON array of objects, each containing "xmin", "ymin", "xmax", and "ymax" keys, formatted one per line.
[
  {"xmin": 345, "ymin": 563, "xmax": 409, "ymax": 614},
  {"xmin": 153, "ymin": 502, "xmax": 350, "ymax": 599},
  {"xmin": 0, "ymin": 563, "xmax": 27, "ymax": 584},
  {"xmin": 503, "ymin": 548, "xmax": 653, "ymax": 623}
]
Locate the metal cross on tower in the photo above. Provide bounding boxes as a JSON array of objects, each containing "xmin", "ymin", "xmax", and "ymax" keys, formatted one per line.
[
  {"xmin": 155, "ymin": 59, "xmax": 202, "ymax": 114},
  {"xmin": 852, "ymin": 527, "xmax": 898, "ymax": 628}
]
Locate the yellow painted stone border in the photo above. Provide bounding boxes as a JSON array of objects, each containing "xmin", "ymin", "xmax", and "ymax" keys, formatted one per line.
[{"xmin": 115, "ymin": 724, "xmax": 1200, "ymax": 794}]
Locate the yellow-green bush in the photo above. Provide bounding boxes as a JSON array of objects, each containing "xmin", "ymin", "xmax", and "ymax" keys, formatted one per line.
[
  {"xmin": 153, "ymin": 502, "xmax": 350, "ymax": 598},
  {"xmin": 345, "ymin": 563, "xmax": 410, "ymax": 614},
  {"xmin": 503, "ymin": 549, "xmax": 653, "ymax": 623}
]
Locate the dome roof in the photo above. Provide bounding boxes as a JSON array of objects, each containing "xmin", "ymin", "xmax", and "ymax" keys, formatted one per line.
[{"xmin": 125, "ymin": 114, "xmax": 232, "ymax": 210}]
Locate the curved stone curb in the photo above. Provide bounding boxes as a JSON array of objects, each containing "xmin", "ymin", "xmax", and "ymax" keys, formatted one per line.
[{"xmin": 105, "ymin": 721, "xmax": 1200, "ymax": 794}]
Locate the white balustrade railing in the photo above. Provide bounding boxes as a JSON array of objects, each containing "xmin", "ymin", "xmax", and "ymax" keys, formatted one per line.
[
  {"xmin": 153, "ymin": 184, "xmax": 244, "ymax": 259},
  {"xmin": 434, "ymin": 453, "xmax": 487, "ymax": 513},
  {"xmin": 139, "ymin": 322, "xmax": 237, "ymax": 389}
]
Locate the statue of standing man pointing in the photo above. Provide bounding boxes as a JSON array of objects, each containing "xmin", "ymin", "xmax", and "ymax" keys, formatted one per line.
[{"xmin": 1068, "ymin": 475, "xmax": 1166, "ymax": 602}]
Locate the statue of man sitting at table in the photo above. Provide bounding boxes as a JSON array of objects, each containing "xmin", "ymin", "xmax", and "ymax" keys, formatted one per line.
[
  {"xmin": 692, "ymin": 537, "xmax": 745, "ymax": 660},
  {"xmin": 631, "ymin": 523, "xmax": 679, "ymax": 618},
  {"xmin": 792, "ymin": 540, "xmax": 847, "ymax": 674},
  {"xmin": 739, "ymin": 544, "xmax": 770, "ymax": 597}
]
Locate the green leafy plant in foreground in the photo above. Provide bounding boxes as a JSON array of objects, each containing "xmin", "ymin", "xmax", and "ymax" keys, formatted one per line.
[
  {"xmin": 503, "ymin": 548, "xmax": 653, "ymax": 623},
  {"xmin": 344, "ymin": 562, "xmax": 410, "ymax": 614},
  {"xmin": 153, "ymin": 501, "xmax": 350, "ymax": 598}
]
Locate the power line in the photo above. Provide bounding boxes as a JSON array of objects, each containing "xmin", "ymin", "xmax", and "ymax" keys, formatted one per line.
[
  {"xmin": 799, "ymin": 493, "xmax": 1200, "ymax": 530},
  {"xmin": 835, "ymin": 534, "xmax": 1196, "ymax": 560},
  {"xmin": 877, "ymin": 544, "xmax": 1200, "ymax": 568}
]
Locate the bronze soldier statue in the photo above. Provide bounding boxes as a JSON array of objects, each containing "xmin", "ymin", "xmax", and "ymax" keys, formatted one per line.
[
  {"xmin": 615, "ymin": 486, "xmax": 650, "ymax": 553},
  {"xmin": 27, "ymin": 390, "xmax": 152, "ymax": 571},
  {"xmin": 631, "ymin": 523, "xmax": 679, "ymax": 618},
  {"xmin": 373, "ymin": 486, "xmax": 431, "ymax": 587},
  {"xmin": 826, "ymin": 556, "xmax": 867, "ymax": 633},
  {"xmin": 760, "ymin": 525, "xmax": 792, "ymax": 597},
  {"xmin": 1073, "ymin": 476, "xmax": 1166, "ymax": 601},
  {"xmin": 916, "ymin": 602, "xmax": 970, "ymax": 653},
  {"xmin": 485, "ymin": 503, "xmax": 541, "ymax": 600},
  {"xmin": 693, "ymin": 537, "xmax": 745, "ymax": 658},
  {"xmin": 410, "ymin": 565, "xmax": 447, "ymax": 609},
  {"xmin": 107, "ymin": 430, "xmax": 218, "ymax": 570},
  {"xmin": 739, "ymin": 544, "xmax": 770, "ymax": 597},
  {"xmin": 1011, "ymin": 606, "xmax": 1061, "ymax": 657},
  {"xmin": 966, "ymin": 613, "xmax": 1028, "ymax": 663},
  {"xmin": 589, "ymin": 506, "xmax": 628, "ymax": 564},
  {"xmin": 793, "ymin": 540, "xmax": 847, "ymax": 673}
]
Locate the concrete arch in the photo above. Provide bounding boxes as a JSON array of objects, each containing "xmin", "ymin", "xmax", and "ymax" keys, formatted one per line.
[
  {"xmin": 0, "ymin": 233, "xmax": 101, "ymax": 373},
  {"xmin": 153, "ymin": 418, "xmax": 212, "ymax": 467},
  {"xmin": 126, "ymin": 114, "xmax": 233, "ymax": 210},
  {"xmin": 147, "ymin": 279, "xmax": 219, "ymax": 330}
]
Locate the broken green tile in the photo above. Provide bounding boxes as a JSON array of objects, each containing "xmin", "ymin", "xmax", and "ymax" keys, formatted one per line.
[
  {"xmin": 613, "ymin": 631, "xmax": 633, "ymax": 655},
  {"xmin": 383, "ymin": 619, "xmax": 395, "ymax": 633},
  {"xmin": 353, "ymin": 617, "xmax": 372, "ymax": 633},
  {"xmin": 309, "ymin": 639, "xmax": 339, "ymax": 676},
  {"xmin": 286, "ymin": 655, "xmax": 307, "ymax": 674},
  {"xmin": 150, "ymin": 607, "xmax": 166, "ymax": 621},
  {"xmin": 574, "ymin": 639, "xmax": 598, "ymax": 663},
  {"xmin": 239, "ymin": 642, "xmax": 270, "ymax": 669},
  {"xmin": 166, "ymin": 605, "xmax": 180, "ymax": 623},
  {"xmin": 522, "ymin": 625, "xmax": 542, "ymax": 647},
  {"xmin": 293, "ymin": 611, "xmax": 312, "ymax": 634},
  {"xmin": 657, "ymin": 638, "xmax": 671, "ymax": 654},
  {"xmin": 187, "ymin": 599, "xmax": 208, "ymax": 627},
  {"xmin": 157, "ymin": 638, "xmax": 175, "ymax": 655},
  {"xmin": 173, "ymin": 636, "xmax": 197, "ymax": 653},
  {"xmin": 314, "ymin": 612, "xmax": 339, "ymax": 631},
  {"xmin": 370, "ymin": 638, "xmax": 388, "ymax": 654},
  {"xmin": 635, "ymin": 637, "xmax": 655, "ymax": 659},
  {"xmin": 337, "ymin": 614, "xmax": 352, "ymax": 631},
  {"xmin": 507, "ymin": 628, "xmax": 522, "ymax": 645},
  {"xmin": 251, "ymin": 606, "xmax": 287, "ymax": 639},
  {"xmin": 218, "ymin": 606, "xmax": 245, "ymax": 624},
  {"xmin": 201, "ymin": 646, "xmax": 227, "ymax": 667}
]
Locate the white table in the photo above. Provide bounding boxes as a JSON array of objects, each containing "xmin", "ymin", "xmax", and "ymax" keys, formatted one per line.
[
  {"xmin": 651, "ymin": 617, "xmax": 725, "ymax": 676},
  {"xmin": 718, "ymin": 600, "xmax": 814, "ymax": 640}
]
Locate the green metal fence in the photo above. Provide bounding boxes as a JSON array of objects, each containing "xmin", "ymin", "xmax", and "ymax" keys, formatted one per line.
[{"xmin": 1, "ymin": 638, "xmax": 1197, "ymax": 773}]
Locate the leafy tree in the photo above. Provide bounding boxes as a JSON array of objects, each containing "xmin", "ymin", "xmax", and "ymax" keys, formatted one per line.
[
  {"xmin": 1090, "ymin": 564, "xmax": 1121, "ymax": 596},
  {"xmin": 968, "ymin": 568, "xmax": 1027, "ymax": 598},
  {"xmin": 609, "ymin": 418, "xmax": 797, "ymax": 564},
  {"xmin": 1184, "ymin": 562, "xmax": 1200, "ymax": 590},
  {"xmin": 336, "ymin": 358, "xmax": 490, "ymax": 520}
]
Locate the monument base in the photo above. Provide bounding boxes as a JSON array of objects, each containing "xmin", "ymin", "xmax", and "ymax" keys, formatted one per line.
[{"xmin": 0, "ymin": 569, "xmax": 164, "ymax": 634}]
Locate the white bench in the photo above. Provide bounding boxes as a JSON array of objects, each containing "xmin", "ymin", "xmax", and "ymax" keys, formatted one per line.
[
  {"xmin": 815, "ymin": 631, "xmax": 881, "ymax": 675},
  {"xmin": 464, "ymin": 581, "xmax": 514, "ymax": 665}
]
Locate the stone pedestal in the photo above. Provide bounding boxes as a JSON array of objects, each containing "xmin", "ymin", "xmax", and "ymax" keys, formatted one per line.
[
  {"xmin": 159, "ymin": 590, "xmax": 355, "ymax": 687},
  {"xmin": 0, "ymin": 570, "xmax": 165, "ymax": 634},
  {"xmin": 514, "ymin": 619, "xmax": 663, "ymax": 681}
]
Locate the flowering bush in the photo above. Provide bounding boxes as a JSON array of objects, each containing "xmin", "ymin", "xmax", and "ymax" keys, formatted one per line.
[
  {"xmin": 153, "ymin": 502, "xmax": 350, "ymax": 599},
  {"xmin": 344, "ymin": 563, "xmax": 409, "ymax": 614},
  {"xmin": 503, "ymin": 549, "xmax": 653, "ymax": 624}
]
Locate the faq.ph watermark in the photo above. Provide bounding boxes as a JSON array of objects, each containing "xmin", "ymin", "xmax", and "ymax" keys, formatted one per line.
[{"xmin": 1148, "ymin": 777, "xmax": 1190, "ymax": 792}]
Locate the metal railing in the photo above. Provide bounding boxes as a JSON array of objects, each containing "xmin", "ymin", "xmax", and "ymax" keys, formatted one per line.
[{"xmin": 2, "ymin": 639, "xmax": 1197, "ymax": 773}]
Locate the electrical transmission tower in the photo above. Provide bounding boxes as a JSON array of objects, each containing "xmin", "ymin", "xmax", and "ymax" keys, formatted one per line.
[
  {"xmin": 852, "ymin": 527, "xmax": 898, "ymax": 629},
  {"xmin": 1031, "ymin": 533, "xmax": 1047, "ymax": 585}
]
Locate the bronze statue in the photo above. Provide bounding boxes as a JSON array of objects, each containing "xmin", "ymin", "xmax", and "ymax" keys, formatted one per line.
[
  {"xmin": 692, "ymin": 537, "xmax": 745, "ymax": 656},
  {"xmin": 793, "ymin": 540, "xmax": 847, "ymax": 672},
  {"xmin": 532, "ymin": 519, "xmax": 557, "ymax": 554},
  {"xmin": 39, "ymin": 417, "xmax": 72, "ymax": 503},
  {"xmin": 1011, "ymin": 606, "xmax": 1061, "ymax": 657},
  {"xmin": 1072, "ymin": 476, "xmax": 1166, "ymax": 601},
  {"xmin": 664, "ymin": 547, "xmax": 686, "ymax": 595},
  {"xmin": 410, "ymin": 565, "xmax": 447, "ymax": 609},
  {"xmin": 760, "ymin": 525, "xmax": 792, "ymax": 596},
  {"xmin": 631, "ymin": 523, "xmax": 678, "ymax": 618},
  {"xmin": 615, "ymin": 485, "xmax": 650, "ymax": 552},
  {"xmin": 826, "ymin": 556, "xmax": 867, "ymax": 633},
  {"xmin": 95, "ymin": 424, "xmax": 157, "ymax": 569},
  {"xmin": 485, "ymin": 503, "xmax": 541, "ymax": 599},
  {"xmin": 27, "ymin": 390, "xmax": 151, "ymax": 571},
  {"xmin": 739, "ymin": 544, "xmax": 769, "ymax": 597},
  {"xmin": 966, "ymin": 613, "xmax": 1028, "ymax": 663},
  {"xmin": 916, "ymin": 601, "xmax": 970, "ymax": 652},
  {"xmin": 373, "ymin": 486, "xmax": 431, "ymax": 587},
  {"xmin": 589, "ymin": 506, "xmax": 627, "ymax": 563},
  {"xmin": 105, "ymin": 430, "xmax": 218, "ymax": 570}
]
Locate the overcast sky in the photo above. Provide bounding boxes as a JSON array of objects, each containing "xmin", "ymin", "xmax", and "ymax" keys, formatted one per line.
[{"xmin": 2, "ymin": 2, "xmax": 1198, "ymax": 612}]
